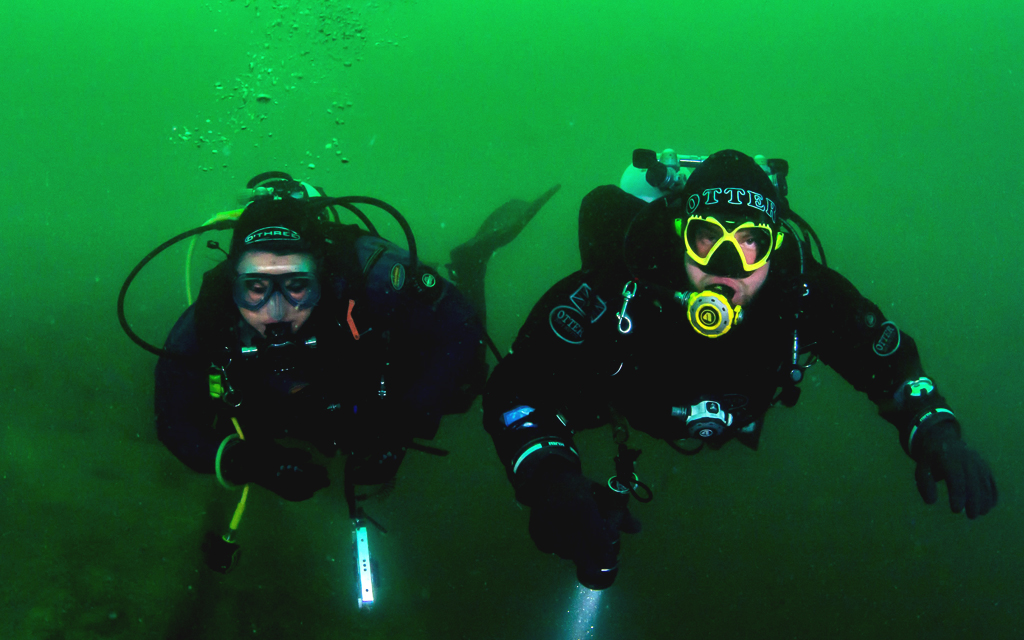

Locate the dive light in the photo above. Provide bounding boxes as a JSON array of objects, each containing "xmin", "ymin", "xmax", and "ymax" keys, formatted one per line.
[{"xmin": 354, "ymin": 522, "xmax": 375, "ymax": 608}]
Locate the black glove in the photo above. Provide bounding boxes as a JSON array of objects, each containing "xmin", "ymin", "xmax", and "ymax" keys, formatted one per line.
[
  {"xmin": 914, "ymin": 422, "xmax": 997, "ymax": 519},
  {"xmin": 519, "ymin": 460, "xmax": 641, "ymax": 589},
  {"xmin": 222, "ymin": 439, "xmax": 330, "ymax": 502}
]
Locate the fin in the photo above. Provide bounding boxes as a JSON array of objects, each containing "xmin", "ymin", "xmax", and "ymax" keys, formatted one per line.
[{"xmin": 450, "ymin": 184, "xmax": 561, "ymax": 265}]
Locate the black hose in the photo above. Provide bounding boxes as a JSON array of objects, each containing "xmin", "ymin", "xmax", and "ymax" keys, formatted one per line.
[
  {"xmin": 117, "ymin": 221, "xmax": 234, "ymax": 360},
  {"xmin": 246, "ymin": 171, "xmax": 292, "ymax": 189},
  {"xmin": 318, "ymin": 196, "xmax": 418, "ymax": 269},
  {"xmin": 628, "ymin": 478, "xmax": 654, "ymax": 503},
  {"xmin": 325, "ymin": 194, "xmax": 504, "ymax": 362},
  {"xmin": 785, "ymin": 208, "xmax": 827, "ymax": 267},
  {"xmin": 329, "ymin": 201, "xmax": 379, "ymax": 237},
  {"xmin": 482, "ymin": 331, "xmax": 503, "ymax": 362}
]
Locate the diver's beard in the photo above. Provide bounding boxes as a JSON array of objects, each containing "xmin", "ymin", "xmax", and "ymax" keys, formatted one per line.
[
  {"xmin": 701, "ymin": 266, "xmax": 754, "ymax": 280},
  {"xmin": 686, "ymin": 262, "xmax": 769, "ymax": 308}
]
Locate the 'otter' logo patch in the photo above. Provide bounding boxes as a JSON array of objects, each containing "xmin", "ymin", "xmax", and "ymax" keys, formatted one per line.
[
  {"xmin": 873, "ymin": 321, "xmax": 901, "ymax": 357},
  {"xmin": 549, "ymin": 306, "xmax": 585, "ymax": 344}
]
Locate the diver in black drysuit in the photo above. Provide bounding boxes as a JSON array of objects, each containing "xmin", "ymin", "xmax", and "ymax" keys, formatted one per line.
[
  {"xmin": 155, "ymin": 177, "xmax": 559, "ymax": 503},
  {"xmin": 483, "ymin": 150, "xmax": 997, "ymax": 589}
]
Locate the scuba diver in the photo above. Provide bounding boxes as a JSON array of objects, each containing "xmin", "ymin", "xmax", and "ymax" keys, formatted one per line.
[
  {"xmin": 121, "ymin": 172, "xmax": 558, "ymax": 585},
  {"xmin": 482, "ymin": 149, "xmax": 997, "ymax": 590}
]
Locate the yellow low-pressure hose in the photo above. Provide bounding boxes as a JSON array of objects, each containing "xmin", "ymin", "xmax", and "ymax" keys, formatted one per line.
[{"xmin": 226, "ymin": 417, "xmax": 248, "ymax": 537}]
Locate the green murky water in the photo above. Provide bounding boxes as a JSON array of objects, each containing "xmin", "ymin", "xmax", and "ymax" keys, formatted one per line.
[{"xmin": 2, "ymin": 1, "xmax": 1022, "ymax": 637}]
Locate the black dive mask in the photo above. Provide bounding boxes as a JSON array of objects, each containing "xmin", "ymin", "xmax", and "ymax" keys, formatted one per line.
[{"xmin": 233, "ymin": 272, "xmax": 321, "ymax": 314}]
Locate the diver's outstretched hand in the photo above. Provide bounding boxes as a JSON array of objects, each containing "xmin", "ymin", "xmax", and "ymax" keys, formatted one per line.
[
  {"xmin": 914, "ymin": 422, "xmax": 997, "ymax": 519},
  {"xmin": 519, "ymin": 459, "xmax": 640, "ymax": 590}
]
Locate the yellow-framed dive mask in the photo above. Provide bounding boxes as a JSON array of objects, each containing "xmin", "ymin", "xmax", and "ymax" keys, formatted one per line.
[{"xmin": 675, "ymin": 216, "xmax": 783, "ymax": 276}]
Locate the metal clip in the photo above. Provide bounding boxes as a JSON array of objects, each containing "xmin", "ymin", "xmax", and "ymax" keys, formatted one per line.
[
  {"xmin": 212, "ymin": 361, "xmax": 242, "ymax": 409},
  {"xmin": 617, "ymin": 281, "xmax": 637, "ymax": 334}
]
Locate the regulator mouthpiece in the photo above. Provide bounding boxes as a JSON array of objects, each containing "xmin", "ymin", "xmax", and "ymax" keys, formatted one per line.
[{"xmin": 676, "ymin": 286, "xmax": 743, "ymax": 338}]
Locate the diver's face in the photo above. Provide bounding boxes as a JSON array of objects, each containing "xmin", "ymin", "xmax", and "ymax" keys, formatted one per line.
[
  {"xmin": 684, "ymin": 256, "xmax": 769, "ymax": 307},
  {"xmin": 235, "ymin": 251, "xmax": 316, "ymax": 336}
]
